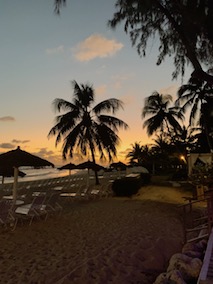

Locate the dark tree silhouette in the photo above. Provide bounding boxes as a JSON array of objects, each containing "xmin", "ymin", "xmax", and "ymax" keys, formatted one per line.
[
  {"xmin": 108, "ymin": 0, "xmax": 213, "ymax": 83},
  {"xmin": 53, "ymin": 1, "xmax": 213, "ymax": 82},
  {"xmin": 176, "ymin": 77, "xmax": 213, "ymax": 151},
  {"xmin": 48, "ymin": 80, "xmax": 128, "ymax": 184},
  {"xmin": 142, "ymin": 91, "xmax": 183, "ymax": 136}
]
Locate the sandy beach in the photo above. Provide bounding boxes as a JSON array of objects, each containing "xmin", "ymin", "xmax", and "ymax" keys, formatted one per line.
[{"xmin": 0, "ymin": 184, "xmax": 191, "ymax": 284}]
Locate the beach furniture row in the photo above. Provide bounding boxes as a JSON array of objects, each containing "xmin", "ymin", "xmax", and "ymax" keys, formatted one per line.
[
  {"xmin": 0, "ymin": 192, "xmax": 62, "ymax": 230},
  {"xmin": 0, "ymin": 170, "xmax": 126, "ymax": 193},
  {"xmin": 0, "ymin": 179, "xmax": 114, "ymax": 230}
]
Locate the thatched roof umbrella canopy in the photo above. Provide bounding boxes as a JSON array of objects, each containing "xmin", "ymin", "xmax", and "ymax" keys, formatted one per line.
[
  {"xmin": 110, "ymin": 161, "xmax": 127, "ymax": 171},
  {"xmin": 0, "ymin": 146, "xmax": 54, "ymax": 201},
  {"xmin": 75, "ymin": 161, "xmax": 105, "ymax": 187},
  {"xmin": 57, "ymin": 162, "xmax": 77, "ymax": 175},
  {"xmin": 0, "ymin": 168, "xmax": 26, "ymax": 184},
  {"xmin": 0, "ymin": 146, "xmax": 54, "ymax": 168},
  {"xmin": 75, "ymin": 161, "xmax": 105, "ymax": 172}
]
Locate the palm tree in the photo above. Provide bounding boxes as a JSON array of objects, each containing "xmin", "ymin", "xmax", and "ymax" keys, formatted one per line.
[
  {"xmin": 142, "ymin": 91, "xmax": 184, "ymax": 136},
  {"xmin": 126, "ymin": 142, "xmax": 145, "ymax": 164},
  {"xmin": 176, "ymin": 77, "xmax": 213, "ymax": 151},
  {"xmin": 48, "ymin": 80, "xmax": 129, "ymax": 184},
  {"xmin": 150, "ymin": 132, "xmax": 177, "ymax": 173},
  {"xmin": 171, "ymin": 125, "xmax": 198, "ymax": 156}
]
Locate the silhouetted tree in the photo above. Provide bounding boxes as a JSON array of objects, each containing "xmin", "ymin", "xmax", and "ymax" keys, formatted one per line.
[
  {"xmin": 48, "ymin": 80, "xmax": 128, "ymax": 184},
  {"xmin": 142, "ymin": 91, "xmax": 183, "ymax": 136},
  {"xmin": 126, "ymin": 142, "xmax": 150, "ymax": 165},
  {"xmin": 54, "ymin": 1, "xmax": 213, "ymax": 83},
  {"xmin": 176, "ymin": 78, "xmax": 213, "ymax": 151},
  {"xmin": 109, "ymin": 0, "xmax": 213, "ymax": 83}
]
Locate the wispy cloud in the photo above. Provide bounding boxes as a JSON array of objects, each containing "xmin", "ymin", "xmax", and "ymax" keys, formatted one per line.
[
  {"xmin": 0, "ymin": 143, "xmax": 15, "ymax": 149},
  {"xmin": 32, "ymin": 148, "xmax": 56, "ymax": 163},
  {"xmin": 73, "ymin": 34, "xmax": 123, "ymax": 62},
  {"xmin": 0, "ymin": 116, "xmax": 15, "ymax": 122},
  {"xmin": 0, "ymin": 139, "xmax": 30, "ymax": 150},
  {"xmin": 36, "ymin": 148, "xmax": 54, "ymax": 157},
  {"xmin": 12, "ymin": 139, "xmax": 30, "ymax": 144},
  {"xmin": 46, "ymin": 45, "xmax": 64, "ymax": 55}
]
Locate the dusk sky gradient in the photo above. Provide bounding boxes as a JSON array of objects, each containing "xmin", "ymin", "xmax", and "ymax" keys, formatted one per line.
[{"xmin": 0, "ymin": 0, "xmax": 193, "ymax": 166}]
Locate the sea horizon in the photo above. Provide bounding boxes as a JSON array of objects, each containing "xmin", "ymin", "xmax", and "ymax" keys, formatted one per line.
[{"xmin": 2, "ymin": 167, "xmax": 85, "ymax": 184}]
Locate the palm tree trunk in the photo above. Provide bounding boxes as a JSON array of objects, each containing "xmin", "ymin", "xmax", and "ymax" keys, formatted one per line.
[{"xmin": 89, "ymin": 141, "xmax": 99, "ymax": 185}]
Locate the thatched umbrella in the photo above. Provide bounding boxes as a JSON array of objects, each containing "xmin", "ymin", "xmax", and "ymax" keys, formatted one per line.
[
  {"xmin": 0, "ymin": 168, "xmax": 26, "ymax": 184},
  {"xmin": 75, "ymin": 161, "xmax": 105, "ymax": 186},
  {"xmin": 110, "ymin": 161, "xmax": 127, "ymax": 171},
  {"xmin": 57, "ymin": 162, "xmax": 77, "ymax": 175},
  {"xmin": 110, "ymin": 161, "xmax": 127, "ymax": 178},
  {"xmin": 0, "ymin": 146, "xmax": 54, "ymax": 202},
  {"xmin": 76, "ymin": 161, "xmax": 105, "ymax": 172}
]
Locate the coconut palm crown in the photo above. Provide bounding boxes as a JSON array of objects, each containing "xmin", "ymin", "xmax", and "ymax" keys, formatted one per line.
[
  {"xmin": 48, "ymin": 80, "xmax": 129, "ymax": 165},
  {"xmin": 142, "ymin": 91, "xmax": 184, "ymax": 136},
  {"xmin": 176, "ymin": 78, "xmax": 213, "ymax": 151}
]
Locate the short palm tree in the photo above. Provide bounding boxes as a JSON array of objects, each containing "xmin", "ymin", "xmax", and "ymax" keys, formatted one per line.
[
  {"xmin": 126, "ymin": 142, "xmax": 143, "ymax": 164},
  {"xmin": 48, "ymin": 80, "xmax": 129, "ymax": 184},
  {"xmin": 142, "ymin": 91, "xmax": 184, "ymax": 136},
  {"xmin": 126, "ymin": 142, "xmax": 150, "ymax": 165}
]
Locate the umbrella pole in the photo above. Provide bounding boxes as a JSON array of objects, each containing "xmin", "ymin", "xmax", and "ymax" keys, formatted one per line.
[
  {"xmin": 13, "ymin": 167, "xmax": 19, "ymax": 203},
  {"xmin": 87, "ymin": 169, "xmax": 89, "ymax": 188}
]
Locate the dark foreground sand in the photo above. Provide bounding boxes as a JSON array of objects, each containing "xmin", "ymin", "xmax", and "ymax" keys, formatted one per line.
[{"xmin": 0, "ymin": 185, "xmax": 190, "ymax": 284}]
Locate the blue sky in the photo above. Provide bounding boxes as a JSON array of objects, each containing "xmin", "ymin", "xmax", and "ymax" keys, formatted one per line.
[{"xmin": 0, "ymin": 0, "xmax": 192, "ymax": 165}]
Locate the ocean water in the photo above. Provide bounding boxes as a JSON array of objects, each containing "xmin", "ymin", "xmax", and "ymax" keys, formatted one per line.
[{"xmin": 2, "ymin": 167, "xmax": 84, "ymax": 184}]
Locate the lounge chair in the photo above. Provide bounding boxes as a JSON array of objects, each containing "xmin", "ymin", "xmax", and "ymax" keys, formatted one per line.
[
  {"xmin": 15, "ymin": 195, "xmax": 47, "ymax": 225},
  {"xmin": 0, "ymin": 200, "xmax": 17, "ymax": 230},
  {"xmin": 45, "ymin": 193, "xmax": 62, "ymax": 214},
  {"xmin": 60, "ymin": 184, "xmax": 88, "ymax": 202}
]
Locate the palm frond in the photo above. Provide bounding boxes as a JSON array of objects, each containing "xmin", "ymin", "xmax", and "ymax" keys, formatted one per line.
[
  {"xmin": 52, "ymin": 98, "xmax": 76, "ymax": 113},
  {"xmin": 98, "ymin": 115, "xmax": 129, "ymax": 132},
  {"xmin": 62, "ymin": 122, "xmax": 85, "ymax": 159},
  {"xmin": 143, "ymin": 115, "xmax": 164, "ymax": 136},
  {"xmin": 71, "ymin": 80, "xmax": 94, "ymax": 109},
  {"xmin": 93, "ymin": 98, "xmax": 124, "ymax": 114}
]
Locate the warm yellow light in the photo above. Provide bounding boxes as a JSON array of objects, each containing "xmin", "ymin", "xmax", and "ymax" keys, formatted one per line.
[{"xmin": 180, "ymin": 155, "xmax": 186, "ymax": 163}]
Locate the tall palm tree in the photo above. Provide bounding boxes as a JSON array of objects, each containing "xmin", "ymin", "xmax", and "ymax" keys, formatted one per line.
[
  {"xmin": 176, "ymin": 77, "xmax": 213, "ymax": 151},
  {"xmin": 142, "ymin": 91, "xmax": 184, "ymax": 136},
  {"xmin": 48, "ymin": 80, "xmax": 129, "ymax": 184}
]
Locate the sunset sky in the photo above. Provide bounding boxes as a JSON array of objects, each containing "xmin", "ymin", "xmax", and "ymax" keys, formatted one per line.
[{"xmin": 0, "ymin": 0, "xmax": 192, "ymax": 166}]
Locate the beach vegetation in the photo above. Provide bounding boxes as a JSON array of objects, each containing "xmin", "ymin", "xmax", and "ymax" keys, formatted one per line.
[
  {"xmin": 176, "ymin": 77, "xmax": 213, "ymax": 151},
  {"xmin": 48, "ymin": 80, "xmax": 128, "ymax": 185},
  {"xmin": 142, "ymin": 91, "xmax": 184, "ymax": 136},
  {"xmin": 126, "ymin": 142, "xmax": 150, "ymax": 165}
]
